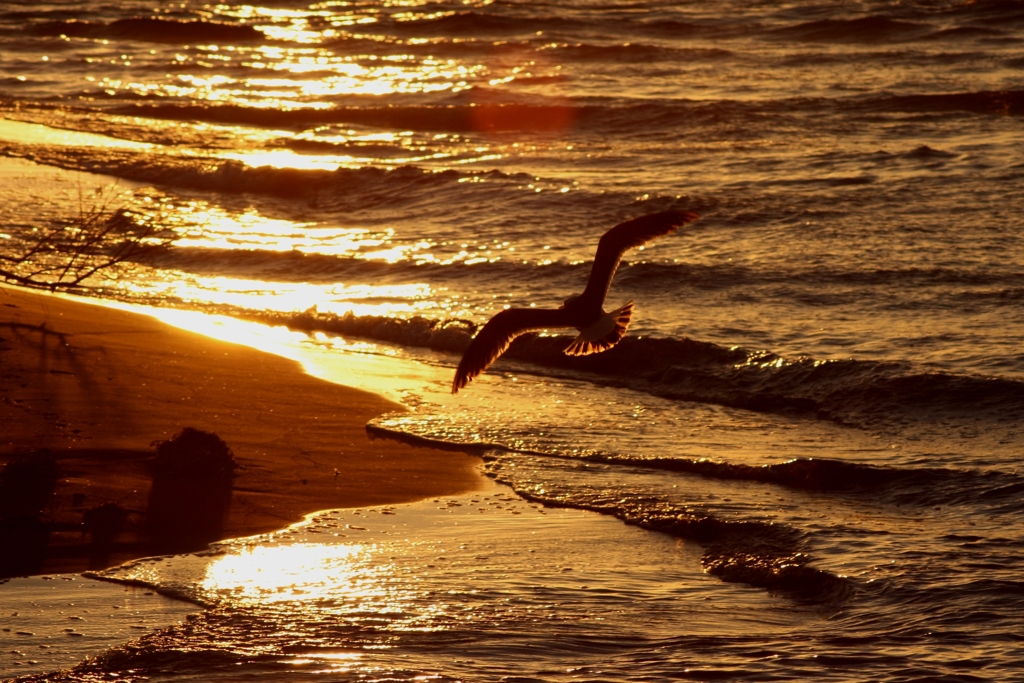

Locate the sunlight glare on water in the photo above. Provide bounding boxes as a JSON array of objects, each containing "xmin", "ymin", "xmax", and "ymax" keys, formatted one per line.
[
  {"xmin": 165, "ymin": 203, "xmax": 381, "ymax": 254},
  {"xmin": 219, "ymin": 148, "xmax": 364, "ymax": 169},
  {"xmin": 0, "ymin": 119, "xmax": 154, "ymax": 151},
  {"xmin": 114, "ymin": 7, "xmax": 486, "ymax": 104},
  {"xmin": 123, "ymin": 274, "xmax": 440, "ymax": 317},
  {"xmin": 201, "ymin": 543, "xmax": 381, "ymax": 606}
]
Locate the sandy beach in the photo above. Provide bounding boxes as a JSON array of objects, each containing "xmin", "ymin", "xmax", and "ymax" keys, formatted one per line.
[{"xmin": 0, "ymin": 284, "xmax": 486, "ymax": 576}]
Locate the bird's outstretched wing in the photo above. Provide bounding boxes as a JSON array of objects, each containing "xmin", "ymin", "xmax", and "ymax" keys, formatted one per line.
[
  {"xmin": 452, "ymin": 307, "xmax": 568, "ymax": 394},
  {"xmin": 578, "ymin": 209, "xmax": 700, "ymax": 308}
]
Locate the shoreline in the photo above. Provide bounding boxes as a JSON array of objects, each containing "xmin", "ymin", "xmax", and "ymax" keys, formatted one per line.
[{"xmin": 0, "ymin": 284, "xmax": 487, "ymax": 577}]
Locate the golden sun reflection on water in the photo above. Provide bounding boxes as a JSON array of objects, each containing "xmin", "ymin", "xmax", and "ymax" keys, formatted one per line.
[
  {"xmin": 0, "ymin": 119, "xmax": 154, "ymax": 151},
  {"xmin": 202, "ymin": 543, "xmax": 383, "ymax": 605},
  {"xmin": 217, "ymin": 148, "xmax": 475, "ymax": 170},
  {"xmin": 94, "ymin": 0, "xmax": 494, "ymax": 106},
  {"xmin": 126, "ymin": 274, "xmax": 437, "ymax": 318},
  {"xmin": 112, "ymin": 47, "xmax": 481, "ymax": 105},
  {"xmin": 166, "ymin": 204, "xmax": 380, "ymax": 253},
  {"xmin": 115, "ymin": 188, "xmax": 493, "ymax": 320},
  {"xmin": 153, "ymin": 200, "xmax": 446, "ymax": 262}
]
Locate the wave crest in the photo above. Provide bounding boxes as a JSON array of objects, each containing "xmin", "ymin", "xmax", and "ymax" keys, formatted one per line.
[
  {"xmin": 254, "ymin": 309, "xmax": 1024, "ymax": 430},
  {"xmin": 772, "ymin": 16, "xmax": 929, "ymax": 43},
  {"xmin": 31, "ymin": 17, "xmax": 264, "ymax": 43}
]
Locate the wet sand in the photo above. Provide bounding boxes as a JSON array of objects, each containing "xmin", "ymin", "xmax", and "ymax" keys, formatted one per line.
[{"xmin": 0, "ymin": 284, "xmax": 487, "ymax": 575}]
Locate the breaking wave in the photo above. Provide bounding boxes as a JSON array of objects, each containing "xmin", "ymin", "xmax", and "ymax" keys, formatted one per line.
[
  {"xmin": 0, "ymin": 143, "xmax": 529, "ymax": 200},
  {"xmin": 253, "ymin": 308, "xmax": 1024, "ymax": 431},
  {"xmin": 565, "ymin": 454, "xmax": 1024, "ymax": 510},
  {"xmin": 862, "ymin": 89, "xmax": 1024, "ymax": 117},
  {"xmin": 504, "ymin": 476, "xmax": 855, "ymax": 604}
]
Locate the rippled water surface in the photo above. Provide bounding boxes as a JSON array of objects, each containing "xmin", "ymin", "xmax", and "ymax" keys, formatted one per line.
[{"xmin": 2, "ymin": 0, "xmax": 1024, "ymax": 680}]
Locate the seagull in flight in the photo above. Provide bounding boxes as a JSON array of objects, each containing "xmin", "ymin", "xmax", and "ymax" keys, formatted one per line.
[{"xmin": 452, "ymin": 209, "xmax": 699, "ymax": 393}]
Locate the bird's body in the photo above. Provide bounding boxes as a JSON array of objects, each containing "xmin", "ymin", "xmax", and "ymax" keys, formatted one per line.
[{"xmin": 451, "ymin": 209, "xmax": 700, "ymax": 393}]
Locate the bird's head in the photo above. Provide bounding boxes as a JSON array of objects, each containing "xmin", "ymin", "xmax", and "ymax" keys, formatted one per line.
[{"xmin": 561, "ymin": 294, "xmax": 581, "ymax": 309}]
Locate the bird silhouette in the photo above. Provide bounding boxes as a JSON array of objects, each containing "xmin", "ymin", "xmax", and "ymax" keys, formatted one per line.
[{"xmin": 452, "ymin": 209, "xmax": 700, "ymax": 393}]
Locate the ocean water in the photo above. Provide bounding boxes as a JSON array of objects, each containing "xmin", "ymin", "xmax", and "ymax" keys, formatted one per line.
[{"xmin": 1, "ymin": 0, "xmax": 1024, "ymax": 680}]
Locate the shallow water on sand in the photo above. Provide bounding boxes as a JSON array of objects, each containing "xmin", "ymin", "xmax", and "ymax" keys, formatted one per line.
[
  {"xmin": 0, "ymin": 575, "xmax": 196, "ymax": 679},
  {"xmin": 43, "ymin": 490, "xmax": 832, "ymax": 682},
  {"xmin": 7, "ymin": 475, "xmax": 1017, "ymax": 682}
]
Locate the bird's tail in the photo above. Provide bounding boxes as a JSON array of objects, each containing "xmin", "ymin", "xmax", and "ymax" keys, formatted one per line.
[{"xmin": 564, "ymin": 302, "xmax": 634, "ymax": 356}]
